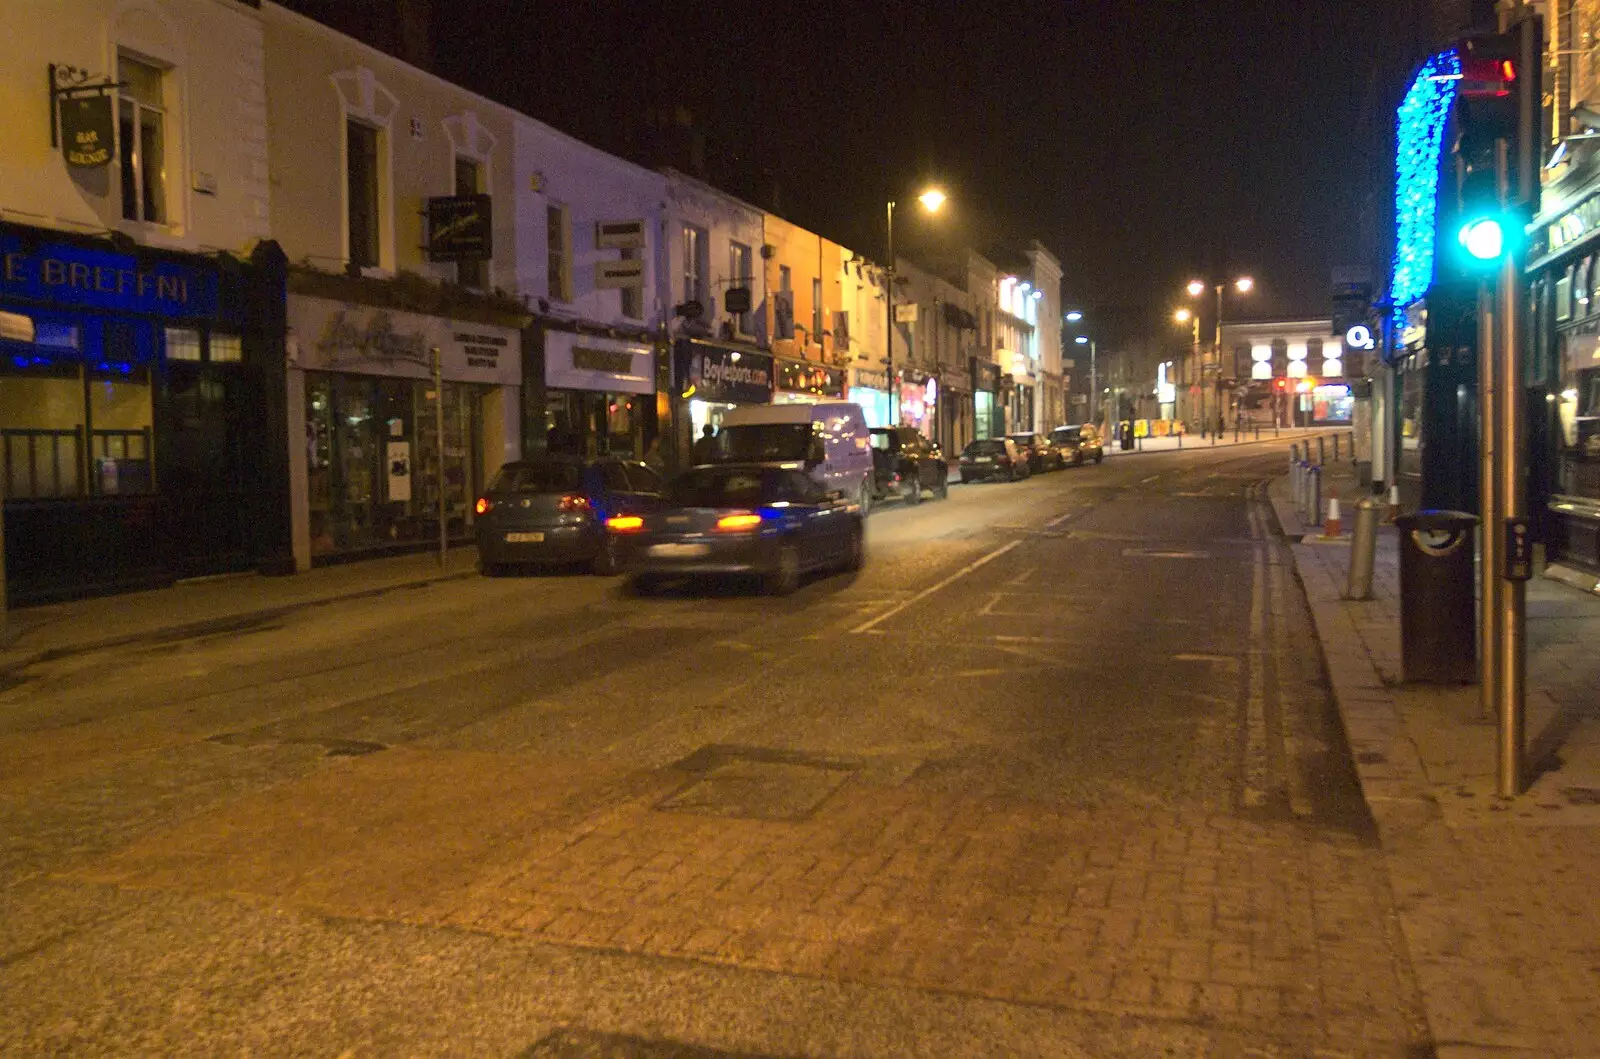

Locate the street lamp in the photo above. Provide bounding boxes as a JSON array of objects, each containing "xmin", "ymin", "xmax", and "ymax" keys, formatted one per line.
[
  {"xmin": 1185, "ymin": 276, "xmax": 1255, "ymax": 434},
  {"xmin": 885, "ymin": 187, "xmax": 946, "ymax": 425},
  {"xmin": 1072, "ymin": 334, "xmax": 1097, "ymax": 426}
]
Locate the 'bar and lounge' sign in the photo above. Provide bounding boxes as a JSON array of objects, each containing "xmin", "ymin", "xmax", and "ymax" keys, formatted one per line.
[
  {"xmin": 60, "ymin": 95, "xmax": 112, "ymax": 168},
  {"xmin": 426, "ymin": 194, "xmax": 492, "ymax": 262}
]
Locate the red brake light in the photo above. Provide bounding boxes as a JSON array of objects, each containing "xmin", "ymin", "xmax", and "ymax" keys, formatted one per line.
[
  {"xmin": 475, "ymin": 497, "xmax": 492, "ymax": 515},
  {"xmin": 558, "ymin": 494, "xmax": 590, "ymax": 513},
  {"xmin": 606, "ymin": 515, "xmax": 644, "ymax": 532},
  {"xmin": 715, "ymin": 513, "xmax": 763, "ymax": 532}
]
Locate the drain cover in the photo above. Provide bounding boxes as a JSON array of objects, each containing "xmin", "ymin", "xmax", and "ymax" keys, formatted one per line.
[
  {"xmin": 522, "ymin": 1028, "xmax": 793, "ymax": 1058},
  {"xmin": 659, "ymin": 746, "xmax": 855, "ymax": 821}
]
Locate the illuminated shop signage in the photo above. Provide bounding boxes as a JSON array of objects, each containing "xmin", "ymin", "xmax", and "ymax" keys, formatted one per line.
[{"xmin": 0, "ymin": 231, "xmax": 221, "ymax": 319}]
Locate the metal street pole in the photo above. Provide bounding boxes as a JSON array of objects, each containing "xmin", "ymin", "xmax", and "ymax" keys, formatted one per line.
[
  {"xmin": 1088, "ymin": 339, "xmax": 1097, "ymax": 426},
  {"xmin": 1477, "ymin": 265, "xmax": 1501, "ymax": 726},
  {"xmin": 432, "ymin": 346, "xmax": 447, "ymax": 568},
  {"xmin": 885, "ymin": 199, "xmax": 897, "ymax": 427}
]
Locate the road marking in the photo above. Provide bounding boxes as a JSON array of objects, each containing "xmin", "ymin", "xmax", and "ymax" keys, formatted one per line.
[
  {"xmin": 1005, "ymin": 565, "xmax": 1039, "ymax": 585},
  {"xmin": 850, "ymin": 539, "xmax": 1024, "ymax": 634},
  {"xmin": 1173, "ymin": 653, "xmax": 1240, "ymax": 672},
  {"xmin": 1121, "ymin": 548, "xmax": 1212, "ymax": 559},
  {"xmin": 977, "ymin": 592, "xmax": 1006, "ymax": 615},
  {"xmin": 957, "ymin": 668, "xmax": 1011, "ymax": 678},
  {"xmin": 1044, "ymin": 509, "xmax": 1081, "ymax": 528},
  {"xmin": 1141, "ymin": 474, "xmax": 1163, "ymax": 484}
]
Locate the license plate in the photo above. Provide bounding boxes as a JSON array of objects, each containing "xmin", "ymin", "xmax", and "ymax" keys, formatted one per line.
[
  {"xmin": 974, "ymin": 456, "xmax": 993, "ymax": 464},
  {"xmin": 505, "ymin": 532, "xmax": 545, "ymax": 543},
  {"xmin": 648, "ymin": 542, "xmax": 709, "ymax": 558}
]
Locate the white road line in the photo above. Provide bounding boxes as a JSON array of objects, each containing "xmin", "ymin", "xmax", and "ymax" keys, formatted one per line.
[
  {"xmin": 1044, "ymin": 510, "xmax": 1079, "ymax": 528},
  {"xmin": 850, "ymin": 539, "xmax": 1024, "ymax": 634},
  {"xmin": 1141, "ymin": 474, "xmax": 1163, "ymax": 484}
]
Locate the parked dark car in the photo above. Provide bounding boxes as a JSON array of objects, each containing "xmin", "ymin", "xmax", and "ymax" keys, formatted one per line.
[
  {"xmin": 474, "ymin": 456, "xmax": 666, "ymax": 575},
  {"xmin": 616, "ymin": 464, "xmax": 865, "ymax": 596},
  {"xmin": 957, "ymin": 438, "xmax": 1030, "ymax": 482},
  {"xmin": 1009, "ymin": 432, "xmax": 1064, "ymax": 472},
  {"xmin": 869, "ymin": 426, "xmax": 948, "ymax": 504},
  {"xmin": 1050, "ymin": 424, "xmax": 1105, "ymax": 465}
]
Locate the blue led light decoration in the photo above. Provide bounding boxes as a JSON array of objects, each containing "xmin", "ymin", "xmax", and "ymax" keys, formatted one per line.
[{"xmin": 1389, "ymin": 49, "xmax": 1460, "ymax": 335}]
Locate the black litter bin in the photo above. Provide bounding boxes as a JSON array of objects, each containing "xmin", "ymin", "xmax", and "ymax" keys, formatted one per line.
[{"xmin": 1395, "ymin": 510, "xmax": 1478, "ymax": 683}]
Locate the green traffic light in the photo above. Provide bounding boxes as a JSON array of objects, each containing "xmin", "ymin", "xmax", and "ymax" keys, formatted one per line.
[{"xmin": 1459, "ymin": 216, "xmax": 1505, "ymax": 261}]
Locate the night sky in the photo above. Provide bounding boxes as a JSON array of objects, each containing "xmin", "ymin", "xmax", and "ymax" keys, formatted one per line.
[{"xmin": 284, "ymin": 0, "xmax": 1421, "ymax": 344}]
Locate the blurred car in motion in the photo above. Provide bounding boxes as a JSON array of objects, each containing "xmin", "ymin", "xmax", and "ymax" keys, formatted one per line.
[
  {"xmin": 715, "ymin": 402, "xmax": 874, "ymax": 510},
  {"xmin": 957, "ymin": 438, "xmax": 1029, "ymax": 482},
  {"xmin": 615, "ymin": 464, "xmax": 865, "ymax": 595},
  {"xmin": 869, "ymin": 426, "xmax": 948, "ymax": 505},
  {"xmin": 1008, "ymin": 431, "xmax": 1064, "ymax": 472},
  {"xmin": 474, "ymin": 457, "xmax": 666, "ymax": 575},
  {"xmin": 1050, "ymin": 424, "xmax": 1105, "ymax": 465}
]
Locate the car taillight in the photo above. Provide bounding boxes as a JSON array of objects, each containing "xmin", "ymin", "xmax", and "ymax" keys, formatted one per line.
[
  {"xmin": 606, "ymin": 515, "xmax": 644, "ymax": 532},
  {"xmin": 715, "ymin": 513, "xmax": 763, "ymax": 532},
  {"xmin": 475, "ymin": 497, "xmax": 492, "ymax": 515},
  {"xmin": 558, "ymin": 494, "xmax": 590, "ymax": 514}
]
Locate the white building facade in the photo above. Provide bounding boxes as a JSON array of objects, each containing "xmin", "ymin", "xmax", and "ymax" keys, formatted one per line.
[
  {"xmin": 513, "ymin": 118, "xmax": 666, "ymax": 463},
  {"xmin": 261, "ymin": 1, "xmax": 527, "ymax": 570},
  {"xmin": 1, "ymin": 0, "xmax": 294, "ymax": 603}
]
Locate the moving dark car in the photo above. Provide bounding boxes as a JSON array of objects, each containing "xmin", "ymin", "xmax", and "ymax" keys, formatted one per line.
[
  {"xmin": 474, "ymin": 457, "xmax": 665, "ymax": 575},
  {"xmin": 1008, "ymin": 432, "xmax": 1064, "ymax": 472},
  {"xmin": 957, "ymin": 438, "xmax": 1029, "ymax": 482},
  {"xmin": 616, "ymin": 464, "xmax": 864, "ymax": 595},
  {"xmin": 869, "ymin": 426, "xmax": 948, "ymax": 504},
  {"xmin": 1050, "ymin": 424, "xmax": 1105, "ymax": 465}
]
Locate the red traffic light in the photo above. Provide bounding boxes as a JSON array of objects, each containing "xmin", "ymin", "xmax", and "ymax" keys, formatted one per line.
[{"xmin": 1275, "ymin": 378, "xmax": 1287, "ymax": 390}]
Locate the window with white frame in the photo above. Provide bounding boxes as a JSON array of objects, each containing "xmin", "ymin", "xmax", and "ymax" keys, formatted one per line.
[
  {"xmin": 682, "ymin": 225, "xmax": 707, "ymax": 309},
  {"xmin": 118, "ymin": 55, "xmax": 166, "ymax": 224},
  {"xmin": 346, "ymin": 120, "xmax": 381, "ymax": 269},
  {"xmin": 729, "ymin": 241, "xmax": 753, "ymax": 333},
  {"xmin": 619, "ymin": 247, "xmax": 641, "ymax": 319},
  {"xmin": 547, "ymin": 204, "xmax": 571, "ymax": 301}
]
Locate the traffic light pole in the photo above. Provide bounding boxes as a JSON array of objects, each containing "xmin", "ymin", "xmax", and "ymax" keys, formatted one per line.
[
  {"xmin": 1494, "ymin": 135, "xmax": 1527, "ymax": 797},
  {"xmin": 1477, "ymin": 264, "xmax": 1501, "ymax": 729}
]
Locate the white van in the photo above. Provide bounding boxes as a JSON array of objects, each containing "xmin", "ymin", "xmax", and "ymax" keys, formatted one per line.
[{"xmin": 715, "ymin": 402, "xmax": 875, "ymax": 511}]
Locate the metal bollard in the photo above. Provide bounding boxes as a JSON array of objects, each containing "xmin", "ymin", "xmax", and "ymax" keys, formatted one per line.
[
  {"xmin": 1291, "ymin": 458, "xmax": 1303, "ymax": 509},
  {"xmin": 1333, "ymin": 434, "xmax": 1341, "ymax": 461},
  {"xmin": 1297, "ymin": 461, "xmax": 1311, "ymax": 522},
  {"xmin": 1309, "ymin": 465, "xmax": 1323, "ymax": 526},
  {"xmin": 1254, "ymin": 424, "xmax": 1260, "ymax": 441},
  {"xmin": 1345, "ymin": 496, "xmax": 1381, "ymax": 599},
  {"xmin": 1317, "ymin": 435, "xmax": 1326, "ymax": 465}
]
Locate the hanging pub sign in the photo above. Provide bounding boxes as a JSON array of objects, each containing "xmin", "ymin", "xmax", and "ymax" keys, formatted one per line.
[
  {"xmin": 49, "ymin": 64, "xmax": 120, "ymax": 169},
  {"xmin": 60, "ymin": 95, "xmax": 113, "ymax": 168},
  {"xmin": 425, "ymin": 194, "xmax": 492, "ymax": 262}
]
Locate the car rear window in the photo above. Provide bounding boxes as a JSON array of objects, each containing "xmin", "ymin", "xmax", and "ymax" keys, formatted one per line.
[
  {"xmin": 964, "ymin": 440, "xmax": 1007, "ymax": 455},
  {"xmin": 489, "ymin": 462, "xmax": 583, "ymax": 494},
  {"xmin": 1054, "ymin": 427, "xmax": 1082, "ymax": 442},
  {"xmin": 667, "ymin": 467, "xmax": 783, "ymax": 507}
]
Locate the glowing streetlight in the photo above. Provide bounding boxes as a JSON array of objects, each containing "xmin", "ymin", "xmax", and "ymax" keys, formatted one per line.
[
  {"xmin": 1173, "ymin": 308, "xmax": 1193, "ymax": 324},
  {"xmin": 885, "ymin": 186, "xmax": 950, "ymax": 424},
  {"xmin": 1187, "ymin": 279, "xmax": 1206, "ymax": 297},
  {"xmin": 1235, "ymin": 276, "xmax": 1254, "ymax": 294},
  {"xmin": 1065, "ymin": 310, "xmax": 1083, "ymax": 322}
]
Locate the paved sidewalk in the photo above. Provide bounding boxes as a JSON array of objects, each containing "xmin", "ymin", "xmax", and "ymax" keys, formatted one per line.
[
  {"xmin": 0, "ymin": 545, "xmax": 481, "ymax": 674},
  {"xmin": 1271, "ymin": 462, "xmax": 1600, "ymax": 1058},
  {"xmin": 1102, "ymin": 426, "xmax": 1335, "ymax": 457}
]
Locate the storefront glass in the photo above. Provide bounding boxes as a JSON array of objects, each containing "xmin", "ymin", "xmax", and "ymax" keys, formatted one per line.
[
  {"xmin": 544, "ymin": 389, "xmax": 650, "ymax": 458},
  {"xmin": 306, "ymin": 372, "xmax": 485, "ymax": 556},
  {"xmin": 975, "ymin": 390, "xmax": 995, "ymax": 439},
  {"xmin": 900, "ymin": 375, "xmax": 937, "ymax": 436}
]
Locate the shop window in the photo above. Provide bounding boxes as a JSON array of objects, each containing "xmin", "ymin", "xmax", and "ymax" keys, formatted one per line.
[
  {"xmin": 1557, "ymin": 264, "xmax": 1574, "ymax": 323},
  {"xmin": 547, "ymin": 204, "xmax": 571, "ymax": 301},
  {"xmin": 117, "ymin": 54, "xmax": 166, "ymax": 225},
  {"xmin": 347, "ymin": 120, "xmax": 381, "ymax": 270},
  {"xmin": 210, "ymin": 333, "xmax": 242, "ymax": 363},
  {"xmin": 619, "ymin": 247, "xmax": 641, "ymax": 319},
  {"xmin": 165, "ymin": 327, "xmax": 201, "ymax": 361},
  {"xmin": 1578, "ymin": 258, "xmax": 1592, "ymax": 316},
  {"xmin": 454, "ymin": 156, "xmax": 486, "ymax": 290},
  {"xmin": 1, "ymin": 315, "xmax": 153, "ymax": 499},
  {"xmin": 305, "ymin": 372, "xmax": 485, "ymax": 556}
]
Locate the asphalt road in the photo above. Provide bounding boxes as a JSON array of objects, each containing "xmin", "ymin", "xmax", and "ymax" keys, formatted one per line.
[{"xmin": 0, "ymin": 439, "xmax": 1433, "ymax": 1058}]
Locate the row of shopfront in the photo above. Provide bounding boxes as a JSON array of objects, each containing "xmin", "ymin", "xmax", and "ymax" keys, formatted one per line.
[{"xmin": 1, "ymin": 219, "xmax": 1027, "ymax": 605}]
